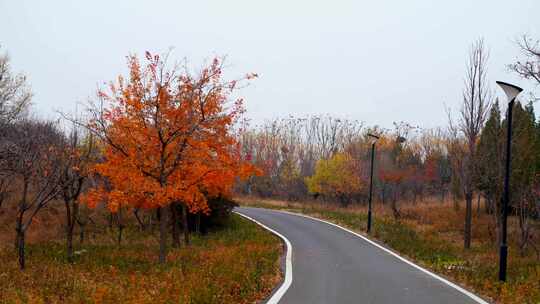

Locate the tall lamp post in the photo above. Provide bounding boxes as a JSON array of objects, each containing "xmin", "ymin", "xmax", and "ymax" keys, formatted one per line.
[
  {"xmin": 496, "ymin": 81, "xmax": 523, "ymax": 282},
  {"xmin": 366, "ymin": 133, "xmax": 380, "ymax": 234}
]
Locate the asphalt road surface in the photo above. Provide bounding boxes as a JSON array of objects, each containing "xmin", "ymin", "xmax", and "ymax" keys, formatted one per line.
[{"xmin": 236, "ymin": 207, "xmax": 487, "ymax": 304}]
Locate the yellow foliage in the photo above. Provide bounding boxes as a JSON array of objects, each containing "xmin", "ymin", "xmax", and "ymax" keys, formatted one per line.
[{"xmin": 305, "ymin": 153, "xmax": 362, "ymax": 201}]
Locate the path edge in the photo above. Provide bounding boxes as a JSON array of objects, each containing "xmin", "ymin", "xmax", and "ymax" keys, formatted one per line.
[
  {"xmin": 277, "ymin": 209, "xmax": 491, "ymax": 304},
  {"xmin": 233, "ymin": 211, "xmax": 293, "ymax": 304}
]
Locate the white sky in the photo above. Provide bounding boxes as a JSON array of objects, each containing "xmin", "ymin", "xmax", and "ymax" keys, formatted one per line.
[{"xmin": 1, "ymin": 0, "xmax": 539, "ymax": 128}]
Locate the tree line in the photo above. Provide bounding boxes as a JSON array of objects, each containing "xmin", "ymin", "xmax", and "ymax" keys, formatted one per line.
[
  {"xmin": 237, "ymin": 36, "xmax": 540, "ymax": 256},
  {"xmin": 1, "ymin": 35, "xmax": 538, "ymax": 270},
  {"xmin": 0, "ymin": 49, "xmax": 257, "ymax": 269}
]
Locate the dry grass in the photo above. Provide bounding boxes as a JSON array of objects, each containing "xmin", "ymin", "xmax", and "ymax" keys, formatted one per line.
[
  {"xmin": 0, "ymin": 202, "xmax": 283, "ymax": 304},
  {"xmin": 238, "ymin": 195, "xmax": 540, "ymax": 304}
]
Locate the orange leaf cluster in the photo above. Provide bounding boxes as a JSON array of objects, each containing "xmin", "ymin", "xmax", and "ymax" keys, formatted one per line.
[{"xmin": 82, "ymin": 52, "xmax": 258, "ymax": 213}]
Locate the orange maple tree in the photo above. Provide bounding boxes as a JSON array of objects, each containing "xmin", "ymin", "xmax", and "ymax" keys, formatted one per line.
[{"xmin": 82, "ymin": 52, "xmax": 257, "ymax": 263}]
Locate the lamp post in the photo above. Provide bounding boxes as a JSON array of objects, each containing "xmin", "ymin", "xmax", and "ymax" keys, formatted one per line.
[
  {"xmin": 366, "ymin": 133, "xmax": 379, "ymax": 234},
  {"xmin": 496, "ymin": 81, "xmax": 523, "ymax": 282}
]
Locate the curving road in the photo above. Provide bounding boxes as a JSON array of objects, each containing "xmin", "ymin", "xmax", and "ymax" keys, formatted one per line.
[{"xmin": 236, "ymin": 207, "xmax": 488, "ymax": 304}]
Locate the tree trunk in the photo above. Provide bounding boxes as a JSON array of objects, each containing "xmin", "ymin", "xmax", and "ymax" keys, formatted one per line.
[
  {"xmin": 484, "ymin": 196, "xmax": 493, "ymax": 214},
  {"xmin": 17, "ymin": 229, "xmax": 25, "ymax": 270},
  {"xmin": 476, "ymin": 193, "xmax": 481, "ymax": 214},
  {"xmin": 67, "ymin": 227, "xmax": 74, "ymax": 262},
  {"xmin": 15, "ymin": 181, "xmax": 28, "ymax": 251},
  {"xmin": 78, "ymin": 222, "xmax": 85, "ymax": 244},
  {"xmin": 133, "ymin": 208, "xmax": 146, "ymax": 231},
  {"xmin": 75, "ymin": 205, "xmax": 85, "ymax": 244},
  {"xmin": 453, "ymin": 192, "xmax": 460, "ymax": 211},
  {"xmin": 195, "ymin": 213, "xmax": 201, "ymax": 234},
  {"xmin": 518, "ymin": 205, "xmax": 530, "ymax": 257},
  {"xmin": 391, "ymin": 188, "xmax": 400, "ymax": 220},
  {"xmin": 108, "ymin": 212, "xmax": 113, "ymax": 229},
  {"xmin": 16, "ymin": 208, "xmax": 26, "ymax": 269},
  {"xmin": 158, "ymin": 207, "xmax": 168, "ymax": 264},
  {"xmin": 464, "ymin": 192, "xmax": 472, "ymax": 249},
  {"xmin": 494, "ymin": 197, "xmax": 503, "ymax": 247},
  {"xmin": 181, "ymin": 204, "xmax": 190, "ymax": 246},
  {"xmin": 65, "ymin": 200, "xmax": 76, "ymax": 263},
  {"xmin": 171, "ymin": 204, "xmax": 180, "ymax": 248},
  {"xmin": 116, "ymin": 209, "xmax": 124, "ymax": 246},
  {"xmin": 117, "ymin": 225, "xmax": 123, "ymax": 245},
  {"xmin": 440, "ymin": 185, "xmax": 446, "ymax": 204}
]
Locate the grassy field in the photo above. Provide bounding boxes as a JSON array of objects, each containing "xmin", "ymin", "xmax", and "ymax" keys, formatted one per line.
[
  {"xmin": 0, "ymin": 213, "xmax": 282, "ymax": 304},
  {"xmin": 238, "ymin": 196, "xmax": 540, "ymax": 304}
]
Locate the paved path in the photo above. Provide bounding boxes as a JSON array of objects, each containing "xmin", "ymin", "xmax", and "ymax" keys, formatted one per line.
[{"xmin": 236, "ymin": 207, "xmax": 487, "ymax": 304}]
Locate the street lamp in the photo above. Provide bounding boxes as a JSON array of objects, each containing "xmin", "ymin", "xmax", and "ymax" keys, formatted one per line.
[
  {"xmin": 496, "ymin": 81, "xmax": 523, "ymax": 282},
  {"xmin": 366, "ymin": 133, "xmax": 380, "ymax": 234}
]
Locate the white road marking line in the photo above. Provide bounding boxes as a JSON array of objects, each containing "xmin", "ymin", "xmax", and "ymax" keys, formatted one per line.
[
  {"xmin": 277, "ymin": 209, "xmax": 491, "ymax": 304},
  {"xmin": 234, "ymin": 211, "xmax": 293, "ymax": 304}
]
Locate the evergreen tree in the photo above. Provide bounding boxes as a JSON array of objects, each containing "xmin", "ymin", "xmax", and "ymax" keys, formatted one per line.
[
  {"xmin": 476, "ymin": 100, "xmax": 504, "ymax": 244},
  {"xmin": 477, "ymin": 100, "xmax": 503, "ymax": 207},
  {"xmin": 507, "ymin": 102, "xmax": 538, "ymax": 255}
]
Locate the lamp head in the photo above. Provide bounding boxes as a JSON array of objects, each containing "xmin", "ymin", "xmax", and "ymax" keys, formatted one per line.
[
  {"xmin": 367, "ymin": 133, "xmax": 380, "ymax": 144},
  {"xmin": 367, "ymin": 133, "xmax": 380, "ymax": 140},
  {"xmin": 496, "ymin": 81, "xmax": 523, "ymax": 102}
]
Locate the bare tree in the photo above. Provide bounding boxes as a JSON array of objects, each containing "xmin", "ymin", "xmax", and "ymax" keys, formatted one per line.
[
  {"xmin": 4, "ymin": 119, "xmax": 64, "ymax": 269},
  {"xmin": 452, "ymin": 38, "xmax": 491, "ymax": 249},
  {"xmin": 419, "ymin": 128, "xmax": 451, "ymax": 203},
  {"xmin": 0, "ymin": 48, "xmax": 32, "ymax": 123},
  {"xmin": 238, "ymin": 115, "xmax": 365, "ymax": 200},
  {"xmin": 58, "ymin": 125, "xmax": 97, "ymax": 262},
  {"xmin": 445, "ymin": 125, "xmax": 466, "ymax": 211},
  {"xmin": 0, "ymin": 48, "xmax": 32, "ymax": 208},
  {"xmin": 509, "ymin": 35, "xmax": 540, "ymax": 86}
]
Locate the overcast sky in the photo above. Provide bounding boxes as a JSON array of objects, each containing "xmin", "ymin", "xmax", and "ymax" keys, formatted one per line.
[{"xmin": 1, "ymin": 0, "xmax": 539, "ymax": 128}]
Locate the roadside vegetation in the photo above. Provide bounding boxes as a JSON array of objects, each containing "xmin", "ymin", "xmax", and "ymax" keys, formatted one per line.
[
  {"xmin": 240, "ymin": 197, "xmax": 539, "ymax": 304},
  {"xmin": 235, "ymin": 35, "xmax": 540, "ymax": 304},
  {"xmin": 0, "ymin": 206, "xmax": 282, "ymax": 303}
]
